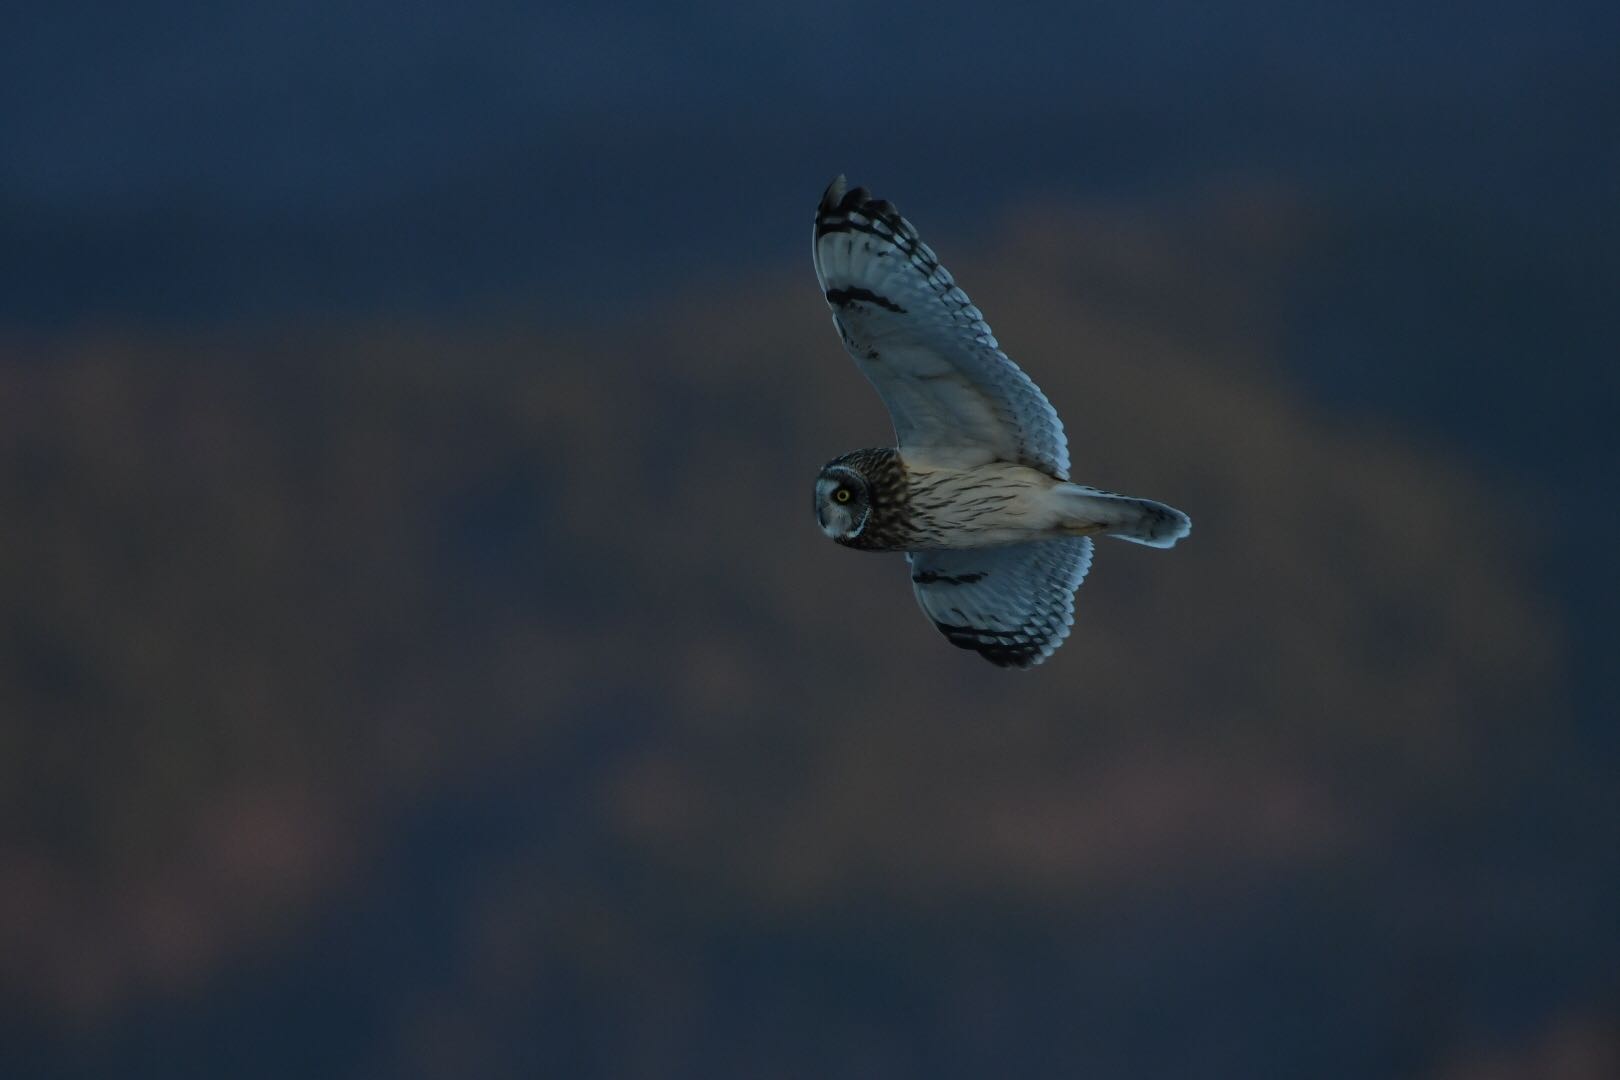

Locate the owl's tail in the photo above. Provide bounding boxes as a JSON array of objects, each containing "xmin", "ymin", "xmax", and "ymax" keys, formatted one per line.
[{"xmin": 1054, "ymin": 485, "xmax": 1191, "ymax": 549}]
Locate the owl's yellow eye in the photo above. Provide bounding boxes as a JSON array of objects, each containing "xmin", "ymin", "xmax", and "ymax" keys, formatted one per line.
[{"xmin": 834, "ymin": 488, "xmax": 852, "ymax": 503}]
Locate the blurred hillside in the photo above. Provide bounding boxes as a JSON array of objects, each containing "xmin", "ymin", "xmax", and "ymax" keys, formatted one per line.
[{"xmin": 2, "ymin": 203, "xmax": 1614, "ymax": 1078}]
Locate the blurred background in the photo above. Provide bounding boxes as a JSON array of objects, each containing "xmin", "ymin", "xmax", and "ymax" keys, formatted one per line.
[{"xmin": 3, "ymin": 2, "xmax": 1618, "ymax": 1077}]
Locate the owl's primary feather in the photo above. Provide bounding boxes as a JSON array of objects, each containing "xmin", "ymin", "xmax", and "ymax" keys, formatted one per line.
[{"xmin": 810, "ymin": 176, "xmax": 1189, "ymax": 668}]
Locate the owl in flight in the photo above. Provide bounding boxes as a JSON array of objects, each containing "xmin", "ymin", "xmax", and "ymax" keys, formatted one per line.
[{"xmin": 812, "ymin": 176, "xmax": 1190, "ymax": 668}]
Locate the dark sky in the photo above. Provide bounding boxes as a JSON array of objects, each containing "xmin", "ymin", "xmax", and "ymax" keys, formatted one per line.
[{"xmin": 6, "ymin": 1, "xmax": 1616, "ymax": 316}]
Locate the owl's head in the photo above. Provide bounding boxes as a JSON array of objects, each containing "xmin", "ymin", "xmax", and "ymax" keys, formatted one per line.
[{"xmin": 814, "ymin": 464, "xmax": 871, "ymax": 541}]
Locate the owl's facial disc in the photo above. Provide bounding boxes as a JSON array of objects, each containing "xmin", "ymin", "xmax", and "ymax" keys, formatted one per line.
[{"xmin": 815, "ymin": 468, "xmax": 869, "ymax": 540}]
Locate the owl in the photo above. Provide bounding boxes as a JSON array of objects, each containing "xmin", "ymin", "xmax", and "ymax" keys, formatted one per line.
[{"xmin": 812, "ymin": 176, "xmax": 1190, "ymax": 668}]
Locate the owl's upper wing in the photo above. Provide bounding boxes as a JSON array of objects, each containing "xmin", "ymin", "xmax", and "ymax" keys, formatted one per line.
[
  {"xmin": 813, "ymin": 176, "xmax": 1070, "ymax": 479},
  {"xmin": 907, "ymin": 538, "xmax": 1093, "ymax": 668}
]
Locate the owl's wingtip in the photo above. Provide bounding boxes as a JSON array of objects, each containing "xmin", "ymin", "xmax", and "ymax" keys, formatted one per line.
[
  {"xmin": 817, "ymin": 175, "xmax": 884, "ymax": 232},
  {"xmin": 820, "ymin": 174, "xmax": 849, "ymax": 212}
]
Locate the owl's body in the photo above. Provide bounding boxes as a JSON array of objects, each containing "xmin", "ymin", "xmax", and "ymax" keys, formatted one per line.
[
  {"xmin": 811, "ymin": 177, "xmax": 1190, "ymax": 667},
  {"xmin": 821, "ymin": 449, "xmax": 1173, "ymax": 551}
]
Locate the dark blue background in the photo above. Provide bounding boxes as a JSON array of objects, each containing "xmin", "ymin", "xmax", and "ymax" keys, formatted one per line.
[{"xmin": 3, "ymin": 3, "xmax": 1617, "ymax": 1077}]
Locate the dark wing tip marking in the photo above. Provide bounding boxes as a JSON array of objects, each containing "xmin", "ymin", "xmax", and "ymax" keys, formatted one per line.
[
  {"xmin": 825, "ymin": 286, "xmax": 906, "ymax": 314},
  {"xmin": 815, "ymin": 177, "xmax": 917, "ymax": 243},
  {"xmin": 931, "ymin": 621, "xmax": 1047, "ymax": 668},
  {"xmin": 818, "ymin": 175, "xmax": 869, "ymax": 225}
]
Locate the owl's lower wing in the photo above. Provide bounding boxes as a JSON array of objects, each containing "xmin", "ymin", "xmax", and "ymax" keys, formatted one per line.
[
  {"xmin": 907, "ymin": 538, "xmax": 1094, "ymax": 669},
  {"xmin": 813, "ymin": 177, "xmax": 1070, "ymax": 479}
]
